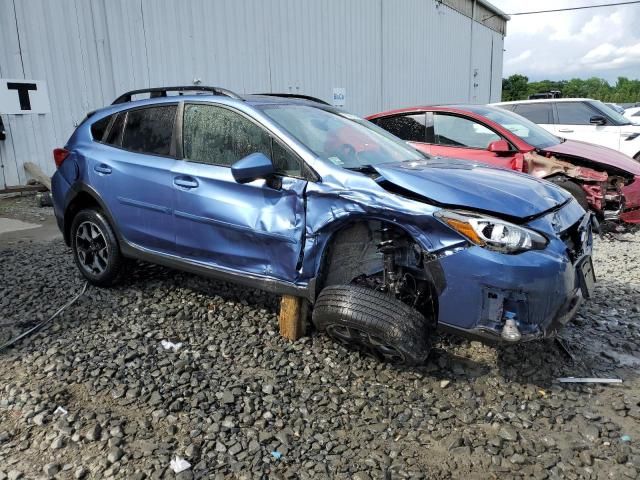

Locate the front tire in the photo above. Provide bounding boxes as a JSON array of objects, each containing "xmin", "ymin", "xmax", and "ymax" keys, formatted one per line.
[
  {"xmin": 70, "ymin": 209, "xmax": 124, "ymax": 287},
  {"xmin": 312, "ymin": 285, "xmax": 431, "ymax": 366},
  {"xmin": 549, "ymin": 177, "xmax": 589, "ymax": 211}
]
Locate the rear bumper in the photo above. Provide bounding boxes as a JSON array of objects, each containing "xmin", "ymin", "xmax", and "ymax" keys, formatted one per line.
[
  {"xmin": 51, "ymin": 171, "xmax": 71, "ymax": 239},
  {"xmin": 434, "ymin": 201, "xmax": 593, "ymax": 344}
]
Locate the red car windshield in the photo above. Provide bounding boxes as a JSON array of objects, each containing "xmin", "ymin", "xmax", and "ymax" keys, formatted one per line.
[{"xmin": 464, "ymin": 105, "xmax": 561, "ymax": 149}]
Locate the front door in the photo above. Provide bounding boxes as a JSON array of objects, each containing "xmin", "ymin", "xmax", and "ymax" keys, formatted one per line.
[
  {"xmin": 172, "ymin": 103, "xmax": 307, "ymax": 281},
  {"xmin": 554, "ymin": 101, "xmax": 621, "ymax": 151},
  {"xmin": 428, "ymin": 113, "xmax": 519, "ymax": 170}
]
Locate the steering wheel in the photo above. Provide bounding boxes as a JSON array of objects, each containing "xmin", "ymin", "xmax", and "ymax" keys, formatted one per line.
[{"xmin": 337, "ymin": 143, "xmax": 358, "ymax": 165}]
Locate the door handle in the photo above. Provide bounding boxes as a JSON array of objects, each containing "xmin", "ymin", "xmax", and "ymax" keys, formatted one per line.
[
  {"xmin": 174, "ymin": 176, "xmax": 199, "ymax": 189},
  {"xmin": 558, "ymin": 128, "xmax": 574, "ymax": 133},
  {"xmin": 94, "ymin": 164, "xmax": 112, "ymax": 174}
]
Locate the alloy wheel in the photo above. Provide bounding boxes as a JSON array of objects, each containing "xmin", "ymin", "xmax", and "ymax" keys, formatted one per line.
[{"xmin": 75, "ymin": 221, "xmax": 109, "ymax": 275}]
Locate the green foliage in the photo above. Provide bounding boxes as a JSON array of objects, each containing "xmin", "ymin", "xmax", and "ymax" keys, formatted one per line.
[{"xmin": 501, "ymin": 75, "xmax": 640, "ymax": 103}]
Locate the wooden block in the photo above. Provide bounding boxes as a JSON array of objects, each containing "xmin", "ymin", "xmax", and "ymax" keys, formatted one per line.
[
  {"xmin": 24, "ymin": 162, "xmax": 52, "ymax": 191},
  {"xmin": 279, "ymin": 295, "xmax": 307, "ymax": 341}
]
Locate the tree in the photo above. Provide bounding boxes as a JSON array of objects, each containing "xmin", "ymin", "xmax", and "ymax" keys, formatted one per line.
[
  {"xmin": 502, "ymin": 75, "xmax": 640, "ymax": 103},
  {"xmin": 502, "ymin": 74, "xmax": 529, "ymax": 101}
]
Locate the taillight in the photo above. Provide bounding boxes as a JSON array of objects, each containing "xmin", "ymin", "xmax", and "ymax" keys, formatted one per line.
[{"xmin": 53, "ymin": 148, "xmax": 70, "ymax": 168}]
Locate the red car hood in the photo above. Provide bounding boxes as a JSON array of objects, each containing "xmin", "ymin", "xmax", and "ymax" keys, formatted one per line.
[{"xmin": 542, "ymin": 139, "xmax": 640, "ymax": 176}]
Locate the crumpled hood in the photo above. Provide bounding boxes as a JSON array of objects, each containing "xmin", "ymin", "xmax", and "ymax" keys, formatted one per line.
[
  {"xmin": 374, "ymin": 158, "xmax": 571, "ymax": 219},
  {"xmin": 543, "ymin": 139, "xmax": 640, "ymax": 176}
]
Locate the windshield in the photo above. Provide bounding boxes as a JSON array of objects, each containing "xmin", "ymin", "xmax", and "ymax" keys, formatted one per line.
[
  {"xmin": 465, "ymin": 105, "xmax": 561, "ymax": 149},
  {"xmin": 258, "ymin": 104, "xmax": 425, "ymax": 169},
  {"xmin": 591, "ymin": 100, "xmax": 631, "ymax": 125}
]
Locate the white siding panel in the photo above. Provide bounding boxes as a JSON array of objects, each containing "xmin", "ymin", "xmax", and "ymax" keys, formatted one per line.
[
  {"xmin": 0, "ymin": 0, "xmax": 23, "ymax": 188},
  {"xmin": 381, "ymin": 1, "xmax": 473, "ymax": 112},
  {"xmin": 489, "ymin": 31, "xmax": 504, "ymax": 102},
  {"xmin": 0, "ymin": 0, "xmax": 505, "ymax": 188}
]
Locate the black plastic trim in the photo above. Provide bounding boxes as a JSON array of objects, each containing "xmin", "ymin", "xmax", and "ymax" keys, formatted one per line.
[
  {"xmin": 112, "ymin": 86, "xmax": 242, "ymax": 105},
  {"xmin": 119, "ymin": 239, "xmax": 312, "ymax": 299}
]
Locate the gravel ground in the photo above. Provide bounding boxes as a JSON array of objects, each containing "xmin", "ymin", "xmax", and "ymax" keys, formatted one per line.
[{"xmin": 1, "ymin": 196, "xmax": 640, "ymax": 479}]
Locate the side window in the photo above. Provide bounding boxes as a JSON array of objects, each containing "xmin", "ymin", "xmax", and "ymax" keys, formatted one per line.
[
  {"xmin": 433, "ymin": 114, "xmax": 500, "ymax": 149},
  {"xmin": 633, "ymin": 111, "xmax": 640, "ymax": 117},
  {"xmin": 121, "ymin": 105, "xmax": 177, "ymax": 155},
  {"xmin": 183, "ymin": 104, "xmax": 301, "ymax": 176},
  {"xmin": 498, "ymin": 104, "xmax": 517, "ymax": 112},
  {"xmin": 514, "ymin": 104, "xmax": 553, "ymax": 124},
  {"xmin": 91, "ymin": 116, "xmax": 111, "ymax": 141},
  {"xmin": 374, "ymin": 114, "xmax": 427, "ymax": 142},
  {"xmin": 104, "ymin": 112, "xmax": 125, "ymax": 146},
  {"xmin": 556, "ymin": 102, "xmax": 596, "ymax": 125}
]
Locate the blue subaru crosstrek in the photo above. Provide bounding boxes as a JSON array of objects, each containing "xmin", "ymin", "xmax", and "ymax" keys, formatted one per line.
[{"xmin": 52, "ymin": 86, "xmax": 596, "ymax": 365}]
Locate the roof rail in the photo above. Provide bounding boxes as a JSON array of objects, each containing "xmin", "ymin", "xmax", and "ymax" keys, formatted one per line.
[
  {"xmin": 112, "ymin": 86, "xmax": 243, "ymax": 105},
  {"xmin": 253, "ymin": 93, "xmax": 330, "ymax": 105}
]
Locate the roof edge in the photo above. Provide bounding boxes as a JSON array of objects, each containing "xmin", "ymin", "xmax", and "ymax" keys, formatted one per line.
[{"xmin": 477, "ymin": 0, "xmax": 510, "ymax": 21}]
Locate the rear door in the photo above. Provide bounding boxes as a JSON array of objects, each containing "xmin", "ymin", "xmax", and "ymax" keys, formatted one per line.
[
  {"xmin": 89, "ymin": 104, "xmax": 178, "ymax": 253},
  {"xmin": 554, "ymin": 101, "xmax": 621, "ymax": 150},
  {"xmin": 511, "ymin": 103, "xmax": 555, "ymax": 135},
  {"xmin": 429, "ymin": 113, "xmax": 519, "ymax": 170},
  {"xmin": 172, "ymin": 102, "xmax": 307, "ymax": 281},
  {"xmin": 371, "ymin": 113, "xmax": 430, "ymax": 155}
]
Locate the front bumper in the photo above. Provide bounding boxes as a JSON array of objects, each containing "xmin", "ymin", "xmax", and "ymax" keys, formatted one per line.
[
  {"xmin": 433, "ymin": 200, "xmax": 593, "ymax": 343},
  {"xmin": 619, "ymin": 175, "xmax": 640, "ymax": 223}
]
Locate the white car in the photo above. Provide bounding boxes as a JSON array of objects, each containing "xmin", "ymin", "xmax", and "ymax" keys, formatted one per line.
[
  {"xmin": 624, "ymin": 107, "xmax": 640, "ymax": 123},
  {"xmin": 493, "ymin": 98, "xmax": 640, "ymax": 160}
]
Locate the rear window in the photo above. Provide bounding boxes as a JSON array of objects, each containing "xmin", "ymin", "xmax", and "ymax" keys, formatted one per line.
[
  {"xmin": 90, "ymin": 116, "xmax": 111, "ymax": 141},
  {"xmin": 514, "ymin": 103, "xmax": 553, "ymax": 124},
  {"xmin": 374, "ymin": 114, "xmax": 427, "ymax": 142},
  {"xmin": 121, "ymin": 105, "xmax": 177, "ymax": 156},
  {"xmin": 104, "ymin": 113, "xmax": 125, "ymax": 146}
]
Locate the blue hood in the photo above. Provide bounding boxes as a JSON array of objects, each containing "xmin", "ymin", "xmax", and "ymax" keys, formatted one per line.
[{"xmin": 374, "ymin": 158, "xmax": 571, "ymax": 219}]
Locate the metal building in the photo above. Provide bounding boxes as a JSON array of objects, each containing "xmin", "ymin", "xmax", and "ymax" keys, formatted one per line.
[{"xmin": 0, "ymin": 0, "xmax": 508, "ymax": 190}]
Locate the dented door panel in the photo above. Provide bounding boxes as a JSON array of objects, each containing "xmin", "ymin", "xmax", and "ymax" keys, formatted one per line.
[{"xmin": 172, "ymin": 161, "xmax": 306, "ymax": 281}]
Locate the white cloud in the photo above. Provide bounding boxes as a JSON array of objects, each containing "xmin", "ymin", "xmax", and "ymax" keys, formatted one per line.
[
  {"xmin": 580, "ymin": 42, "xmax": 640, "ymax": 70},
  {"xmin": 506, "ymin": 49, "xmax": 531, "ymax": 64},
  {"xmin": 490, "ymin": 0, "xmax": 640, "ymax": 80}
]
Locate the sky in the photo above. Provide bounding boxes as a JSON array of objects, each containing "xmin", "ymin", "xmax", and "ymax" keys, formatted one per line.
[{"xmin": 489, "ymin": 0, "xmax": 640, "ymax": 82}]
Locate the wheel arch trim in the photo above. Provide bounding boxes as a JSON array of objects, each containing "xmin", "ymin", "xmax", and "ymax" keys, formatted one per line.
[{"xmin": 63, "ymin": 182, "xmax": 123, "ymax": 246}]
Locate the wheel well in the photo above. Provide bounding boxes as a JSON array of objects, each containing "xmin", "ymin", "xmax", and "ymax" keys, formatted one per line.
[
  {"xmin": 315, "ymin": 219, "xmax": 440, "ymax": 322},
  {"xmin": 63, "ymin": 192, "xmax": 100, "ymax": 245}
]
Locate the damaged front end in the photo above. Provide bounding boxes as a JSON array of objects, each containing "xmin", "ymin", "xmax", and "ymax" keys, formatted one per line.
[
  {"xmin": 524, "ymin": 150, "xmax": 608, "ymax": 212},
  {"xmin": 304, "ymin": 157, "xmax": 595, "ymax": 346},
  {"xmin": 434, "ymin": 199, "xmax": 594, "ymax": 343},
  {"xmin": 528, "ymin": 145, "xmax": 640, "ymax": 224}
]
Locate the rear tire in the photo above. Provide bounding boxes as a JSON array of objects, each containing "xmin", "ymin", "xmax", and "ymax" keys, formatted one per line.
[
  {"xmin": 312, "ymin": 285, "xmax": 431, "ymax": 366},
  {"xmin": 549, "ymin": 178, "xmax": 589, "ymax": 211},
  {"xmin": 70, "ymin": 208, "xmax": 124, "ymax": 287}
]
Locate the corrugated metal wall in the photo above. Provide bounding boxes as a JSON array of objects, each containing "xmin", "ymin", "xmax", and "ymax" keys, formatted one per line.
[{"xmin": 0, "ymin": 0, "xmax": 505, "ymax": 189}]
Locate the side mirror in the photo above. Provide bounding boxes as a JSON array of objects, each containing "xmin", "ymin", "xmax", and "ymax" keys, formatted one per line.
[
  {"xmin": 590, "ymin": 115, "xmax": 607, "ymax": 126},
  {"xmin": 487, "ymin": 139, "xmax": 511, "ymax": 154},
  {"xmin": 231, "ymin": 152, "xmax": 275, "ymax": 184}
]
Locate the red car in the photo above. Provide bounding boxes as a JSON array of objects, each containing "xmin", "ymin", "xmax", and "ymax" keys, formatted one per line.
[{"xmin": 366, "ymin": 105, "xmax": 640, "ymax": 223}]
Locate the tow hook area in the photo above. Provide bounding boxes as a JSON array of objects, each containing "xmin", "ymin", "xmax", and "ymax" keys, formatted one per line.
[{"xmin": 501, "ymin": 312, "xmax": 522, "ymax": 342}]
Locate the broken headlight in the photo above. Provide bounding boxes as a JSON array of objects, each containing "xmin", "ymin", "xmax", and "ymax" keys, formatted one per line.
[{"xmin": 435, "ymin": 210, "xmax": 548, "ymax": 253}]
